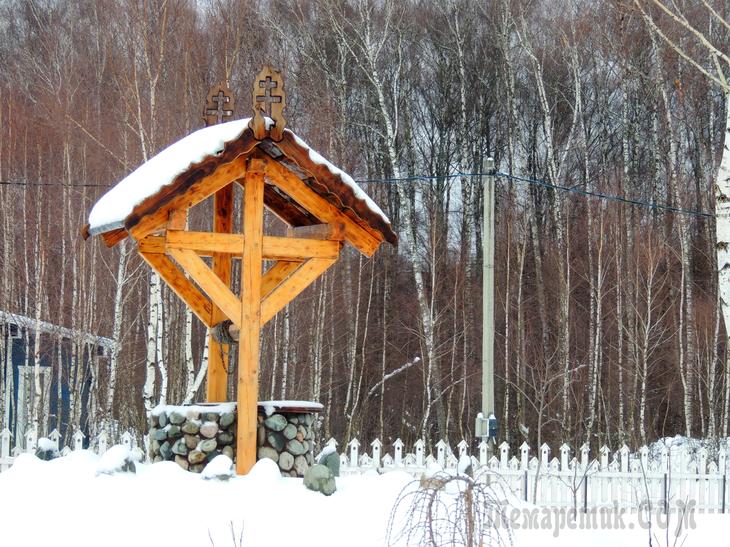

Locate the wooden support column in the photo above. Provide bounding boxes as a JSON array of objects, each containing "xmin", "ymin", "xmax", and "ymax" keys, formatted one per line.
[
  {"xmin": 207, "ymin": 185, "xmax": 234, "ymax": 402},
  {"xmin": 236, "ymin": 166, "xmax": 265, "ymax": 475}
]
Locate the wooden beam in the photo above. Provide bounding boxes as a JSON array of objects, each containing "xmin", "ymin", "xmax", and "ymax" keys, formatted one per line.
[
  {"xmin": 237, "ymin": 170, "xmax": 265, "ymax": 475},
  {"xmin": 287, "ymin": 223, "xmax": 345, "ymax": 241},
  {"xmin": 265, "ymin": 160, "xmax": 381, "ymax": 256},
  {"xmin": 138, "ymin": 235, "xmax": 165, "ymax": 254},
  {"xmin": 139, "ymin": 251, "xmax": 213, "ymax": 327},
  {"xmin": 167, "ymin": 247, "xmax": 242, "ymax": 329},
  {"xmin": 128, "ymin": 154, "xmax": 248, "ymax": 242},
  {"xmin": 261, "ymin": 260, "xmax": 303, "ymax": 299},
  {"xmin": 261, "ymin": 257, "xmax": 336, "ymax": 324},
  {"xmin": 165, "ymin": 231, "xmax": 340, "ymax": 260},
  {"xmin": 207, "ymin": 184, "xmax": 234, "ymax": 403},
  {"xmin": 168, "ymin": 209, "xmax": 187, "ymax": 230}
]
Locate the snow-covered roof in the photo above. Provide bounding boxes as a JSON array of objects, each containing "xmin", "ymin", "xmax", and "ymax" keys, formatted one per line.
[
  {"xmin": 86, "ymin": 119, "xmax": 395, "ymax": 247},
  {"xmin": 0, "ymin": 310, "xmax": 115, "ymax": 351}
]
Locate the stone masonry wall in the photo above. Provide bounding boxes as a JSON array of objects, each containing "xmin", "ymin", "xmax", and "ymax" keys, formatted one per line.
[
  {"xmin": 256, "ymin": 411, "xmax": 316, "ymax": 477},
  {"xmin": 148, "ymin": 402, "xmax": 319, "ymax": 477},
  {"xmin": 148, "ymin": 403, "xmax": 236, "ymax": 473}
]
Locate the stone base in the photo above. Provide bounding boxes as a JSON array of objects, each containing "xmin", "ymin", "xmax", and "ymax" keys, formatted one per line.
[{"xmin": 148, "ymin": 401, "xmax": 321, "ymax": 477}]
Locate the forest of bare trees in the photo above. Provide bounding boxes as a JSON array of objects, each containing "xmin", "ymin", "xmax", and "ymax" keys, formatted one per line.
[{"xmin": 0, "ymin": 0, "xmax": 728, "ymax": 453}]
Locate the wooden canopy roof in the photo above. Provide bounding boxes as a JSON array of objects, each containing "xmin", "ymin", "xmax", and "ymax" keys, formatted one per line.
[{"xmin": 84, "ymin": 121, "xmax": 396, "ymax": 256}]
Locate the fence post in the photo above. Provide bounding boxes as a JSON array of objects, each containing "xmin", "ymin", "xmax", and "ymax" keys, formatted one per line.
[
  {"xmin": 370, "ymin": 439, "xmax": 382, "ymax": 467},
  {"xmin": 499, "ymin": 441, "xmax": 509, "ymax": 469},
  {"xmin": 583, "ymin": 474, "xmax": 589, "ymax": 514},
  {"xmin": 435, "ymin": 439, "xmax": 448, "ymax": 468},
  {"xmin": 479, "ymin": 440, "xmax": 488, "ymax": 466},
  {"xmin": 414, "ymin": 439, "xmax": 425, "ymax": 467},
  {"xmin": 348, "ymin": 438, "xmax": 360, "ymax": 468},
  {"xmin": 663, "ymin": 473, "xmax": 669, "ymax": 515},
  {"xmin": 722, "ymin": 474, "xmax": 727, "ymax": 514},
  {"xmin": 559, "ymin": 443, "xmax": 570, "ymax": 472},
  {"xmin": 1, "ymin": 428, "xmax": 10, "ymax": 458},
  {"xmin": 393, "ymin": 439, "xmax": 403, "ymax": 466},
  {"xmin": 520, "ymin": 442, "xmax": 530, "ymax": 470},
  {"xmin": 580, "ymin": 443, "xmax": 589, "ymax": 471},
  {"xmin": 73, "ymin": 430, "xmax": 85, "ymax": 451},
  {"xmin": 25, "ymin": 428, "xmax": 37, "ymax": 453}
]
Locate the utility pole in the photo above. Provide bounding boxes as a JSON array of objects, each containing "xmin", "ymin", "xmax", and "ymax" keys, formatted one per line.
[{"xmin": 476, "ymin": 157, "xmax": 497, "ymax": 453}]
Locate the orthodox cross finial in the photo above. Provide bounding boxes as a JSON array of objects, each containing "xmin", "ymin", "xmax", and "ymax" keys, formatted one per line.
[
  {"xmin": 204, "ymin": 81, "xmax": 235, "ymax": 126},
  {"xmin": 250, "ymin": 66, "xmax": 286, "ymax": 141}
]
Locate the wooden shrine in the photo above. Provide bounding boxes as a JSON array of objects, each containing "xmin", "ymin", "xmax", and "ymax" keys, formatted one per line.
[{"xmin": 84, "ymin": 67, "xmax": 396, "ymax": 474}]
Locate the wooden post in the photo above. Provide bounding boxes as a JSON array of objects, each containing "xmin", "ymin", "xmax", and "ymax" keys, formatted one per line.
[
  {"xmin": 207, "ymin": 185, "xmax": 234, "ymax": 402},
  {"xmin": 236, "ymin": 166, "xmax": 265, "ymax": 475}
]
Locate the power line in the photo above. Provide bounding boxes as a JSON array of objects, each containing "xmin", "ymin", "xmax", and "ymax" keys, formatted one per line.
[
  {"xmin": 354, "ymin": 171, "xmax": 714, "ymax": 219},
  {"xmin": 0, "ymin": 180, "xmax": 106, "ymax": 188}
]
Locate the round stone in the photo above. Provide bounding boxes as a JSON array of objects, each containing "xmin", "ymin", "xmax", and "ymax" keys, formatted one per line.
[
  {"xmin": 217, "ymin": 431, "xmax": 234, "ymax": 446},
  {"xmin": 200, "ymin": 422, "xmax": 219, "ymax": 439},
  {"xmin": 294, "ymin": 455, "xmax": 308, "ymax": 476},
  {"xmin": 182, "ymin": 421, "xmax": 200, "ymax": 435},
  {"xmin": 264, "ymin": 414, "xmax": 287, "ymax": 432},
  {"xmin": 159, "ymin": 441, "xmax": 172, "ymax": 459},
  {"xmin": 167, "ymin": 425, "xmax": 182, "ymax": 439},
  {"xmin": 206, "ymin": 450, "xmax": 222, "ymax": 462},
  {"xmin": 306, "ymin": 452, "xmax": 314, "ymax": 466},
  {"xmin": 188, "ymin": 450, "xmax": 206, "ymax": 465},
  {"xmin": 199, "ymin": 439, "xmax": 217, "ymax": 453},
  {"xmin": 279, "ymin": 451, "xmax": 294, "ymax": 471},
  {"xmin": 304, "ymin": 464, "xmax": 336, "ymax": 496},
  {"xmin": 222, "ymin": 446, "xmax": 234, "ymax": 459},
  {"xmin": 257, "ymin": 446, "xmax": 279, "ymax": 462},
  {"xmin": 303, "ymin": 414, "xmax": 314, "ymax": 426},
  {"xmin": 283, "ymin": 424, "xmax": 297, "ymax": 440},
  {"xmin": 289, "ymin": 416, "xmax": 299, "ymax": 425},
  {"xmin": 152, "ymin": 428, "xmax": 167, "ymax": 441},
  {"xmin": 295, "ymin": 431, "xmax": 304, "ymax": 442},
  {"xmin": 267, "ymin": 432, "xmax": 286, "ymax": 452},
  {"xmin": 158, "ymin": 412, "xmax": 168, "ymax": 427},
  {"xmin": 174, "ymin": 455, "xmax": 189, "ymax": 470},
  {"xmin": 169, "ymin": 411, "xmax": 185, "ymax": 425},
  {"xmin": 257, "ymin": 414, "xmax": 264, "ymax": 423},
  {"xmin": 306, "ymin": 428, "xmax": 314, "ymax": 441},
  {"xmin": 171, "ymin": 438, "xmax": 188, "ymax": 456},
  {"xmin": 257, "ymin": 426, "xmax": 265, "ymax": 445},
  {"xmin": 204, "ymin": 413, "xmax": 220, "ymax": 422},
  {"xmin": 297, "ymin": 425, "xmax": 308, "ymax": 438},
  {"xmin": 150, "ymin": 414, "xmax": 160, "ymax": 428},
  {"xmin": 185, "ymin": 410, "xmax": 200, "ymax": 421},
  {"xmin": 286, "ymin": 439, "xmax": 306, "ymax": 456},
  {"xmin": 184, "ymin": 434, "xmax": 198, "ymax": 450},
  {"xmin": 219, "ymin": 412, "xmax": 235, "ymax": 428},
  {"xmin": 151, "ymin": 439, "xmax": 161, "ymax": 453},
  {"xmin": 153, "ymin": 455, "xmax": 163, "ymax": 463},
  {"xmin": 189, "ymin": 464, "xmax": 204, "ymax": 473}
]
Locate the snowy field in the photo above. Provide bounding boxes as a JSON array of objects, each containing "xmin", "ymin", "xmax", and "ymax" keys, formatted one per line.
[{"xmin": 0, "ymin": 451, "xmax": 728, "ymax": 547}]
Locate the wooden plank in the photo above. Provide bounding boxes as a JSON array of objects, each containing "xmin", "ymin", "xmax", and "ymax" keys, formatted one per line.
[
  {"xmin": 237, "ymin": 171, "xmax": 265, "ymax": 475},
  {"xmin": 261, "ymin": 258, "xmax": 336, "ymax": 324},
  {"xmin": 139, "ymin": 251, "xmax": 213, "ymax": 327},
  {"xmin": 167, "ymin": 247, "xmax": 242, "ymax": 329},
  {"xmin": 138, "ymin": 235, "xmax": 165, "ymax": 254},
  {"xmin": 207, "ymin": 184, "xmax": 234, "ymax": 403},
  {"xmin": 127, "ymin": 154, "xmax": 249, "ymax": 242},
  {"xmin": 265, "ymin": 160, "xmax": 381, "ymax": 256},
  {"xmin": 165, "ymin": 231, "xmax": 340, "ymax": 260},
  {"xmin": 168, "ymin": 209, "xmax": 187, "ymax": 230},
  {"xmin": 263, "ymin": 183, "xmax": 319, "ymax": 226},
  {"xmin": 261, "ymin": 260, "xmax": 303, "ymax": 299},
  {"xmin": 286, "ymin": 223, "xmax": 345, "ymax": 241},
  {"xmin": 101, "ymin": 228, "xmax": 128, "ymax": 247},
  {"xmin": 264, "ymin": 236, "xmax": 340, "ymax": 260}
]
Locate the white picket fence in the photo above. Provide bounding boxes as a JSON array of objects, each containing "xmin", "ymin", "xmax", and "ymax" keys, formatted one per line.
[
  {"xmin": 0, "ymin": 427, "xmax": 139, "ymax": 472},
  {"xmin": 2, "ymin": 429, "xmax": 728, "ymax": 512},
  {"xmin": 325, "ymin": 437, "xmax": 730, "ymax": 513}
]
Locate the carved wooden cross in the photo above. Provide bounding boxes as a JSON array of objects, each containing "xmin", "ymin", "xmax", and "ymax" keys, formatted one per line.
[
  {"xmin": 250, "ymin": 66, "xmax": 287, "ymax": 141},
  {"xmin": 204, "ymin": 83, "xmax": 235, "ymax": 127},
  {"xmin": 255, "ymin": 76, "xmax": 282, "ymax": 116}
]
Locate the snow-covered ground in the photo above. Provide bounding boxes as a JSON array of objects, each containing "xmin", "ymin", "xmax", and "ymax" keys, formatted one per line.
[{"xmin": 0, "ymin": 450, "xmax": 728, "ymax": 546}]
